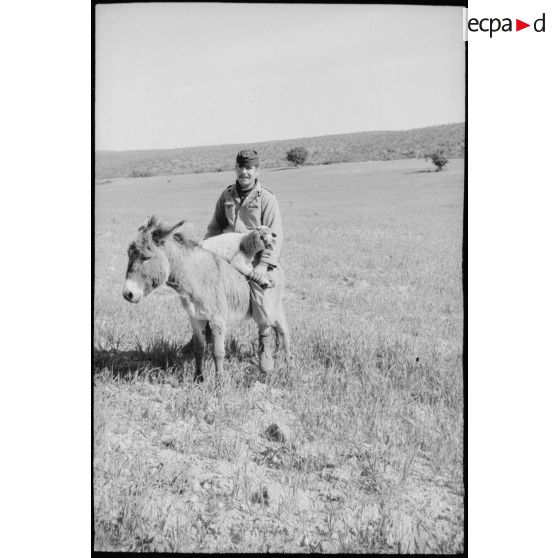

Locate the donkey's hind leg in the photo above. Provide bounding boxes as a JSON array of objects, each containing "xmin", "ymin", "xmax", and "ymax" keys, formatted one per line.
[
  {"xmin": 273, "ymin": 304, "xmax": 293, "ymax": 366},
  {"xmin": 274, "ymin": 317, "xmax": 292, "ymax": 361}
]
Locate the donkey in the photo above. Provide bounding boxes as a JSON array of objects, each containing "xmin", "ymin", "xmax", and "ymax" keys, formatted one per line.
[{"xmin": 122, "ymin": 216, "xmax": 291, "ymax": 382}]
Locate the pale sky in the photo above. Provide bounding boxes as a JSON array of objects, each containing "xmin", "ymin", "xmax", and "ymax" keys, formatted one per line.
[{"xmin": 95, "ymin": 3, "xmax": 465, "ymax": 151}]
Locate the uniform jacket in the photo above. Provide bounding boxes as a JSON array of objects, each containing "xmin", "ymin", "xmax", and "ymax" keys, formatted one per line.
[{"xmin": 204, "ymin": 180, "xmax": 283, "ymax": 268}]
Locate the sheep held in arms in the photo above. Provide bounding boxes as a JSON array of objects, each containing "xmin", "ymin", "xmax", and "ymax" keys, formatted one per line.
[
  {"xmin": 122, "ymin": 216, "xmax": 291, "ymax": 383},
  {"xmin": 201, "ymin": 226, "xmax": 277, "ymax": 288}
]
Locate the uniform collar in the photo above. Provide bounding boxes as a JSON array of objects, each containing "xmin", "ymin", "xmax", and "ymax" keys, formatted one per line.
[{"xmin": 233, "ymin": 179, "xmax": 262, "ymax": 203}]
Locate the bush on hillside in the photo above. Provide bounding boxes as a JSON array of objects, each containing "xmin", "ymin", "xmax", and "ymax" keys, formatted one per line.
[
  {"xmin": 426, "ymin": 150, "xmax": 448, "ymax": 171},
  {"xmin": 129, "ymin": 169, "xmax": 154, "ymax": 178},
  {"xmin": 286, "ymin": 146, "xmax": 309, "ymax": 167}
]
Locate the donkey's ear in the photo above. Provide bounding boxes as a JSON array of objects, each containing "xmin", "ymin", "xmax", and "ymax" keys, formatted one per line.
[
  {"xmin": 139, "ymin": 215, "xmax": 159, "ymax": 232},
  {"xmin": 152, "ymin": 220, "xmax": 186, "ymax": 245}
]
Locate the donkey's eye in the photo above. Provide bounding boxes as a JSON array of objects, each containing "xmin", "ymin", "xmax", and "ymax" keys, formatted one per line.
[{"xmin": 140, "ymin": 255, "xmax": 151, "ymax": 261}]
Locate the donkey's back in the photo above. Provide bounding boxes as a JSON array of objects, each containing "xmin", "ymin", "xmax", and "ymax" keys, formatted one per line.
[{"xmin": 170, "ymin": 233, "xmax": 252, "ymax": 324}]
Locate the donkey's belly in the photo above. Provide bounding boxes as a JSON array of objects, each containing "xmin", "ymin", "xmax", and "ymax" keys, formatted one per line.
[
  {"xmin": 179, "ymin": 293, "xmax": 250, "ymax": 323},
  {"xmin": 225, "ymin": 304, "xmax": 252, "ymax": 324},
  {"xmin": 180, "ymin": 295, "xmax": 211, "ymax": 321}
]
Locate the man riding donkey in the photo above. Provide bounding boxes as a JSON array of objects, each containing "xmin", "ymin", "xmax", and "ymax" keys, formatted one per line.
[{"xmin": 197, "ymin": 149, "xmax": 286, "ymax": 379}]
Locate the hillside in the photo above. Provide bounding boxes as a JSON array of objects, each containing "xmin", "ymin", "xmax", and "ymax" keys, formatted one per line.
[{"xmin": 95, "ymin": 122, "xmax": 464, "ymax": 180}]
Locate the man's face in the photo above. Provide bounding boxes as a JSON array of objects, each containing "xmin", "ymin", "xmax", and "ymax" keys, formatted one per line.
[{"xmin": 235, "ymin": 165, "xmax": 259, "ymax": 189}]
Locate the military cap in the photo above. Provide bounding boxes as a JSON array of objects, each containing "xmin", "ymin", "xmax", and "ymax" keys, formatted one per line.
[{"xmin": 236, "ymin": 149, "xmax": 260, "ymax": 167}]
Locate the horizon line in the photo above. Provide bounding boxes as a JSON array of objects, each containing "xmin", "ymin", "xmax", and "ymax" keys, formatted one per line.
[{"xmin": 95, "ymin": 121, "xmax": 465, "ymax": 154}]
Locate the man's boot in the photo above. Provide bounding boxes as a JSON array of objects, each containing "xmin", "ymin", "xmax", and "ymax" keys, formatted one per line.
[{"xmin": 258, "ymin": 327, "xmax": 274, "ymax": 380}]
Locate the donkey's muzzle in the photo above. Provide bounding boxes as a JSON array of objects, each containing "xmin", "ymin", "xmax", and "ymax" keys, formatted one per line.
[
  {"xmin": 122, "ymin": 279, "xmax": 143, "ymax": 303},
  {"xmin": 123, "ymin": 289, "xmax": 135, "ymax": 302}
]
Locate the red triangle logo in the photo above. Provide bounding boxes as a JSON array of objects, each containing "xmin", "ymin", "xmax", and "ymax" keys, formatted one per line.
[{"xmin": 516, "ymin": 19, "xmax": 530, "ymax": 31}]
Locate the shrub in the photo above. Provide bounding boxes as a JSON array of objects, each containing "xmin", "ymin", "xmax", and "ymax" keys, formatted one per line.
[
  {"xmin": 129, "ymin": 169, "xmax": 153, "ymax": 178},
  {"xmin": 426, "ymin": 150, "xmax": 448, "ymax": 171},
  {"xmin": 286, "ymin": 146, "xmax": 309, "ymax": 167}
]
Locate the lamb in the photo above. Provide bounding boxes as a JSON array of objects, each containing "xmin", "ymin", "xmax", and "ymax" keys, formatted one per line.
[{"xmin": 200, "ymin": 226, "xmax": 277, "ymax": 288}]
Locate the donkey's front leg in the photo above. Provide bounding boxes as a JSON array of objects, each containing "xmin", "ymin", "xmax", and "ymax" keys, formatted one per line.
[
  {"xmin": 209, "ymin": 319, "xmax": 227, "ymax": 385},
  {"xmin": 189, "ymin": 317, "xmax": 207, "ymax": 382}
]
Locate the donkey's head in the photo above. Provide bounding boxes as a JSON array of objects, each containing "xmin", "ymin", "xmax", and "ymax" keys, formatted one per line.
[
  {"xmin": 256, "ymin": 226, "xmax": 277, "ymax": 250},
  {"xmin": 122, "ymin": 216, "xmax": 185, "ymax": 303}
]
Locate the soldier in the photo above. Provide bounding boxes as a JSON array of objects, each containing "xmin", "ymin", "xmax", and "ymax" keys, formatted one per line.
[{"xmin": 203, "ymin": 149, "xmax": 285, "ymax": 377}]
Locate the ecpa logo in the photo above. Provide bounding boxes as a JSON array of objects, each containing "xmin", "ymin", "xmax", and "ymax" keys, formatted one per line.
[{"xmin": 468, "ymin": 12, "xmax": 546, "ymax": 38}]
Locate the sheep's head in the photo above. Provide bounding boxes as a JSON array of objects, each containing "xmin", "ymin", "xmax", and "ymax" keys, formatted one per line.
[{"xmin": 256, "ymin": 226, "xmax": 277, "ymax": 249}]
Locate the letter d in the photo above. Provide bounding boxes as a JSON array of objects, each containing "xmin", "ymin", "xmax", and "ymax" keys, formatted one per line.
[{"xmin": 534, "ymin": 13, "xmax": 545, "ymax": 32}]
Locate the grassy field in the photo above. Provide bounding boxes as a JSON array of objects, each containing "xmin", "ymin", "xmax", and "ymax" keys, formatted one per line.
[
  {"xmin": 95, "ymin": 122, "xmax": 464, "ymax": 179},
  {"xmin": 94, "ymin": 158, "xmax": 464, "ymax": 553}
]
